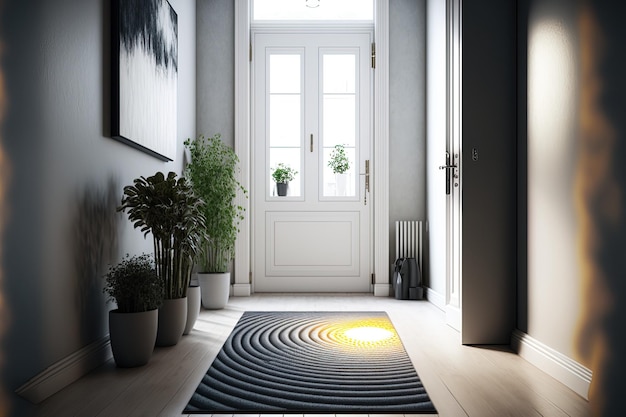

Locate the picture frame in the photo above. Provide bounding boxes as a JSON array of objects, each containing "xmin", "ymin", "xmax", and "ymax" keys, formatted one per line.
[{"xmin": 111, "ymin": 0, "xmax": 178, "ymax": 161}]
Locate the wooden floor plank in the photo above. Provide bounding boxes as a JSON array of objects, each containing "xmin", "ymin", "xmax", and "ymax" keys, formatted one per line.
[{"xmin": 31, "ymin": 295, "xmax": 590, "ymax": 417}]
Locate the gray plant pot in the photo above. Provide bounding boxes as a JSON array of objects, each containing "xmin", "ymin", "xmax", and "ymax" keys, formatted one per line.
[
  {"xmin": 198, "ymin": 272, "xmax": 230, "ymax": 309},
  {"xmin": 109, "ymin": 308, "xmax": 157, "ymax": 368},
  {"xmin": 276, "ymin": 182, "xmax": 288, "ymax": 196},
  {"xmin": 184, "ymin": 285, "xmax": 201, "ymax": 335},
  {"xmin": 155, "ymin": 297, "xmax": 187, "ymax": 347}
]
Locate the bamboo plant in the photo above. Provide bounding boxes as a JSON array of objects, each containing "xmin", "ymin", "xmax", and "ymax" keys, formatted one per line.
[
  {"xmin": 184, "ymin": 134, "xmax": 247, "ymax": 273},
  {"xmin": 118, "ymin": 172, "xmax": 206, "ymax": 299}
]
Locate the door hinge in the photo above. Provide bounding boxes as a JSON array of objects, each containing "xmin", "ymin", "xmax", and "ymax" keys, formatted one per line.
[
  {"xmin": 249, "ymin": 41, "xmax": 252, "ymax": 62},
  {"xmin": 371, "ymin": 42, "xmax": 376, "ymax": 69},
  {"xmin": 371, "ymin": 273, "xmax": 376, "ymax": 284}
]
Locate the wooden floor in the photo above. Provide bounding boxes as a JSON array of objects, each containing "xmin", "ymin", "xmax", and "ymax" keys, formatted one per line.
[{"xmin": 32, "ymin": 294, "xmax": 590, "ymax": 417}]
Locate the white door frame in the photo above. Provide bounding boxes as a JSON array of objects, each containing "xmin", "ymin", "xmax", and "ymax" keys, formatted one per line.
[
  {"xmin": 233, "ymin": 0, "xmax": 390, "ymax": 296},
  {"xmin": 445, "ymin": 0, "xmax": 462, "ymax": 330}
]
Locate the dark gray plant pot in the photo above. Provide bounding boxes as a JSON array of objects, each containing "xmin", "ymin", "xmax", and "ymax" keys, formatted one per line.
[
  {"xmin": 109, "ymin": 308, "xmax": 157, "ymax": 368},
  {"xmin": 184, "ymin": 285, "xmax": 201, "ymax": 335},
  {"xmin": 276, "ymin": 182, "xmax": 288, "ymax": 196},
  {"xmin": 155, "ymin": 297, "xmax": 187, "ymax": 347}
]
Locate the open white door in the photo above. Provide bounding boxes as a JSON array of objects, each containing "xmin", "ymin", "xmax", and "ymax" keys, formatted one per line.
[{"xmin": 443, "ymin": 0, "xmax": 462, "ymax": 331}]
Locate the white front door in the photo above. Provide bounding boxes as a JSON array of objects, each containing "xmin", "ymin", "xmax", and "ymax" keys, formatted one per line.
[{"xmin": 252, "ymin": 32, "xmax": 372, "ymax": 292}]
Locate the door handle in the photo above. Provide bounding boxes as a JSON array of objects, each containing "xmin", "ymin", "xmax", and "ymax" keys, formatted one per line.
[
  {"xmin": 359, "ymin": 160, "xmax": 370, "ymax": 205},
  {"xmin": 440, "ymin": 152, "xmax": 459, "ymax": 195},
  {"xmin": 439, "ymin": 164, "xmax": 457, "ymax": 170},
  {"xmin": 364, "ymin": 159, "xmax": 370, "ymax": 193}
]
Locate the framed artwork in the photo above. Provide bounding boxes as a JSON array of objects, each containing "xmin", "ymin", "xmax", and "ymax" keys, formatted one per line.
[{"xmin": 112, "ymin": 0, "xmax": 178, "ymax": 161}]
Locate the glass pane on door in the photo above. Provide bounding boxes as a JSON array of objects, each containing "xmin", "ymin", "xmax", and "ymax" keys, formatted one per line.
[
  {"xmin": 321, "ymin": 53, "xmax": 357, "ymax": 198},
  {"xmin": 268, "ymin": 53, "xmax": 302, "ymax": 197}
]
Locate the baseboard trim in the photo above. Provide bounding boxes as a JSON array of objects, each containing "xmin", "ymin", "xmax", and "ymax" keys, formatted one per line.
[
  {"xmin": 232, "ymin": 283, "xmax": 251, "ymax": 297},
  {"xmin": 511, "ymin": 329, "xmax": 592, "ymax": 400},
  {"xmin": 15, "ymin": 335, "xmax": 112, "ymax": 404},
  {"xmin": 425, "ymin": 287, "xmax": 445, "ymax": 310},
  {"xmin": 374, "ymin": 283, "xmax": 392, "ymax": 297}
]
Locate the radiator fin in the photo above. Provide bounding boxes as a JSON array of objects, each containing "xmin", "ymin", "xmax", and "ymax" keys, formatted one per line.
[{"xmin": 395, "ymin": 220, "xmax": 423, "ymax": 271}]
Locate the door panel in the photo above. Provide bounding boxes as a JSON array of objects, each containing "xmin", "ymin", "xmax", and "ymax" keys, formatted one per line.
[
  {"xmin": 266, "ymin": 211, "xmax": 360, "ymax": 274},
  {"xmin": 253, "ymin": 32, "xmax": 372, "ymax": 292},
  {"xmin": 461, "ymin": 0, "xmax": 516, "ymax": 344}
]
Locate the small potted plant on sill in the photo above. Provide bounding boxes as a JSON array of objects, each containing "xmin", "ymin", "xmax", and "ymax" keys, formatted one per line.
[
  {"xmin": 103, "ymin": 253, "xmax": 163, "ymax": 368},
  {"xmin": 271, "ymin": 163, "xmax": 297, "ymax": 197},
  {"xmin": 185, "ymin": 134, "xmax": 247, "ymax": 309},
  {"xmin": 118, "ymin": 172, "xmax": 206, "ymax": 346},
  {"xmin": 328, "ymin": 144, "xmax": 350, "ymax": 196}
]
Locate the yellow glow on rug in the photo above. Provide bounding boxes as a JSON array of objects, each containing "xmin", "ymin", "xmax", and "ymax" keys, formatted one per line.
[
  {"xmin": 344, "ymin": 326, "xmax": 395, "ymax": 343},
  {"xmin": 330, "ymin": 319, "xmax": 399, "ymax": 349}
]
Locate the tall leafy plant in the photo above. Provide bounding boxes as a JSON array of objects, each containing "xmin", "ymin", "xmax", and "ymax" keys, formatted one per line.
[
  {"xmin": 118, "ymin": 172, "xmax": 206, "ymax": 299},
  {"xmin": 184, "ymin": 134, "xmax": 247, "ymax": 273}
]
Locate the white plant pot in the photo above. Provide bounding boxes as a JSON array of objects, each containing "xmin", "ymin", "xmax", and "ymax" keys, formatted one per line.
[
  {"xmin": 198, "ymin": 272, "xmax": 230, "ymax": 309},
  {"xmin": 184, "ymin": 285, "xmax": 201, "ymax": 335},
  {"xmin": 335, "ymin": 173, "xmax": 347, "ymax": 196},
  {"xmin": 109, "ymin": 309, "xmax": 157, "ymax": 368}
]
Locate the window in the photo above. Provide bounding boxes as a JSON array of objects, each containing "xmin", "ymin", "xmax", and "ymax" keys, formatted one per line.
[{"xmin": 253, "ymin": 0, "xmax": 373, "ymax": 21}]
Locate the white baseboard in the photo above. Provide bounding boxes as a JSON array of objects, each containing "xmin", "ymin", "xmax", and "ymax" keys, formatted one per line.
[
  {"xmin": 511, "ymin": 329, "xmax": 592, "ymax": 400},
  {"xmin": 425, "ymin": 287, "xmax": 445, "ymax": 310},
  {"xmin": 374, "ymin": 283, "xmax": 392, "ymax": 297},
  {"xmin": 15, "ymin": 335, "xmax": 112, "ymax": 404},
  {"xmin": 232, "ymin": 283, "xmax": 251, "ymax": 297},
  {"xmin": 445, "ymin": 304, "xmax": 461, "ymax": 331}
]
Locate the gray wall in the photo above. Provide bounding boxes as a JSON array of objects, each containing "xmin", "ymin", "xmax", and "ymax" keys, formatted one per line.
[
  {"xmin": 1, "ymin": 0, "xmax": 196, "ymax": 415},
  {"xmin": 519, "ymin": 0, "xmax": 581, "ymax": 359},
  {"xmin": 196, "ymin": 0, "xmax": 234, "ymax": 146},
  {"xmin": 389, "ymin": 0, "xmax": 426, "ymax": 268},
  {"xmin": 520, "ymin": 0, "xmax": 626, "ymax": 412}
]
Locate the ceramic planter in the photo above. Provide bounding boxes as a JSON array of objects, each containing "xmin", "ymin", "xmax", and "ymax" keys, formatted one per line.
[
  {"xmin": 276, "ymin": 182, "xmax": 288, "ymax": 196},
  {"xmin": 155, "ymin": 297, "xmax": 187, "ymax": 347},
  {"xmin": 184, "ymin": 285, "xmax": 201, "ymax": 335},
  {"xmin": 198, "ymin": 272, "xmax": 230, "ymax": 309},
  {"xmin": 335, "ymin": 173, "xmax": 347, "ymax": 196},
  {"xmin": 109, "ymin": 308, "xmax": 158, "ymax": 368}
]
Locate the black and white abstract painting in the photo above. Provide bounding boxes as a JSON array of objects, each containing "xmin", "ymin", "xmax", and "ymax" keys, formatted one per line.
[{"xmin": 112, "ymin": 0, "xmax": 178, "ymax": 161}]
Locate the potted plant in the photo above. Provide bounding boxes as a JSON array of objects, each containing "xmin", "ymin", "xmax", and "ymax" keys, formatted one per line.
[
  {"xmin": 118, "ymin": 172, "xmax": 206, "ymax": 345},
  {"xmin": 103, "ymin": 253, "xmax": 163, "ymax": 367},
  {"xmin": 328, "ymin": 144, "xmax": 350, "ymax": 196},
  {"xmin": 271, "ymin": 163, "xmax": 297, "ymax": 197},
  {"xmin": 184, "ymin": 134, "xmax": 247, "ymax": 309}
]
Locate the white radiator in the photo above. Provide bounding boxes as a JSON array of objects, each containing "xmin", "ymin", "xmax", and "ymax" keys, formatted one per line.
[{"xmin": 395, "ymin": 220, "xmax": 423, "ymax": 270}]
